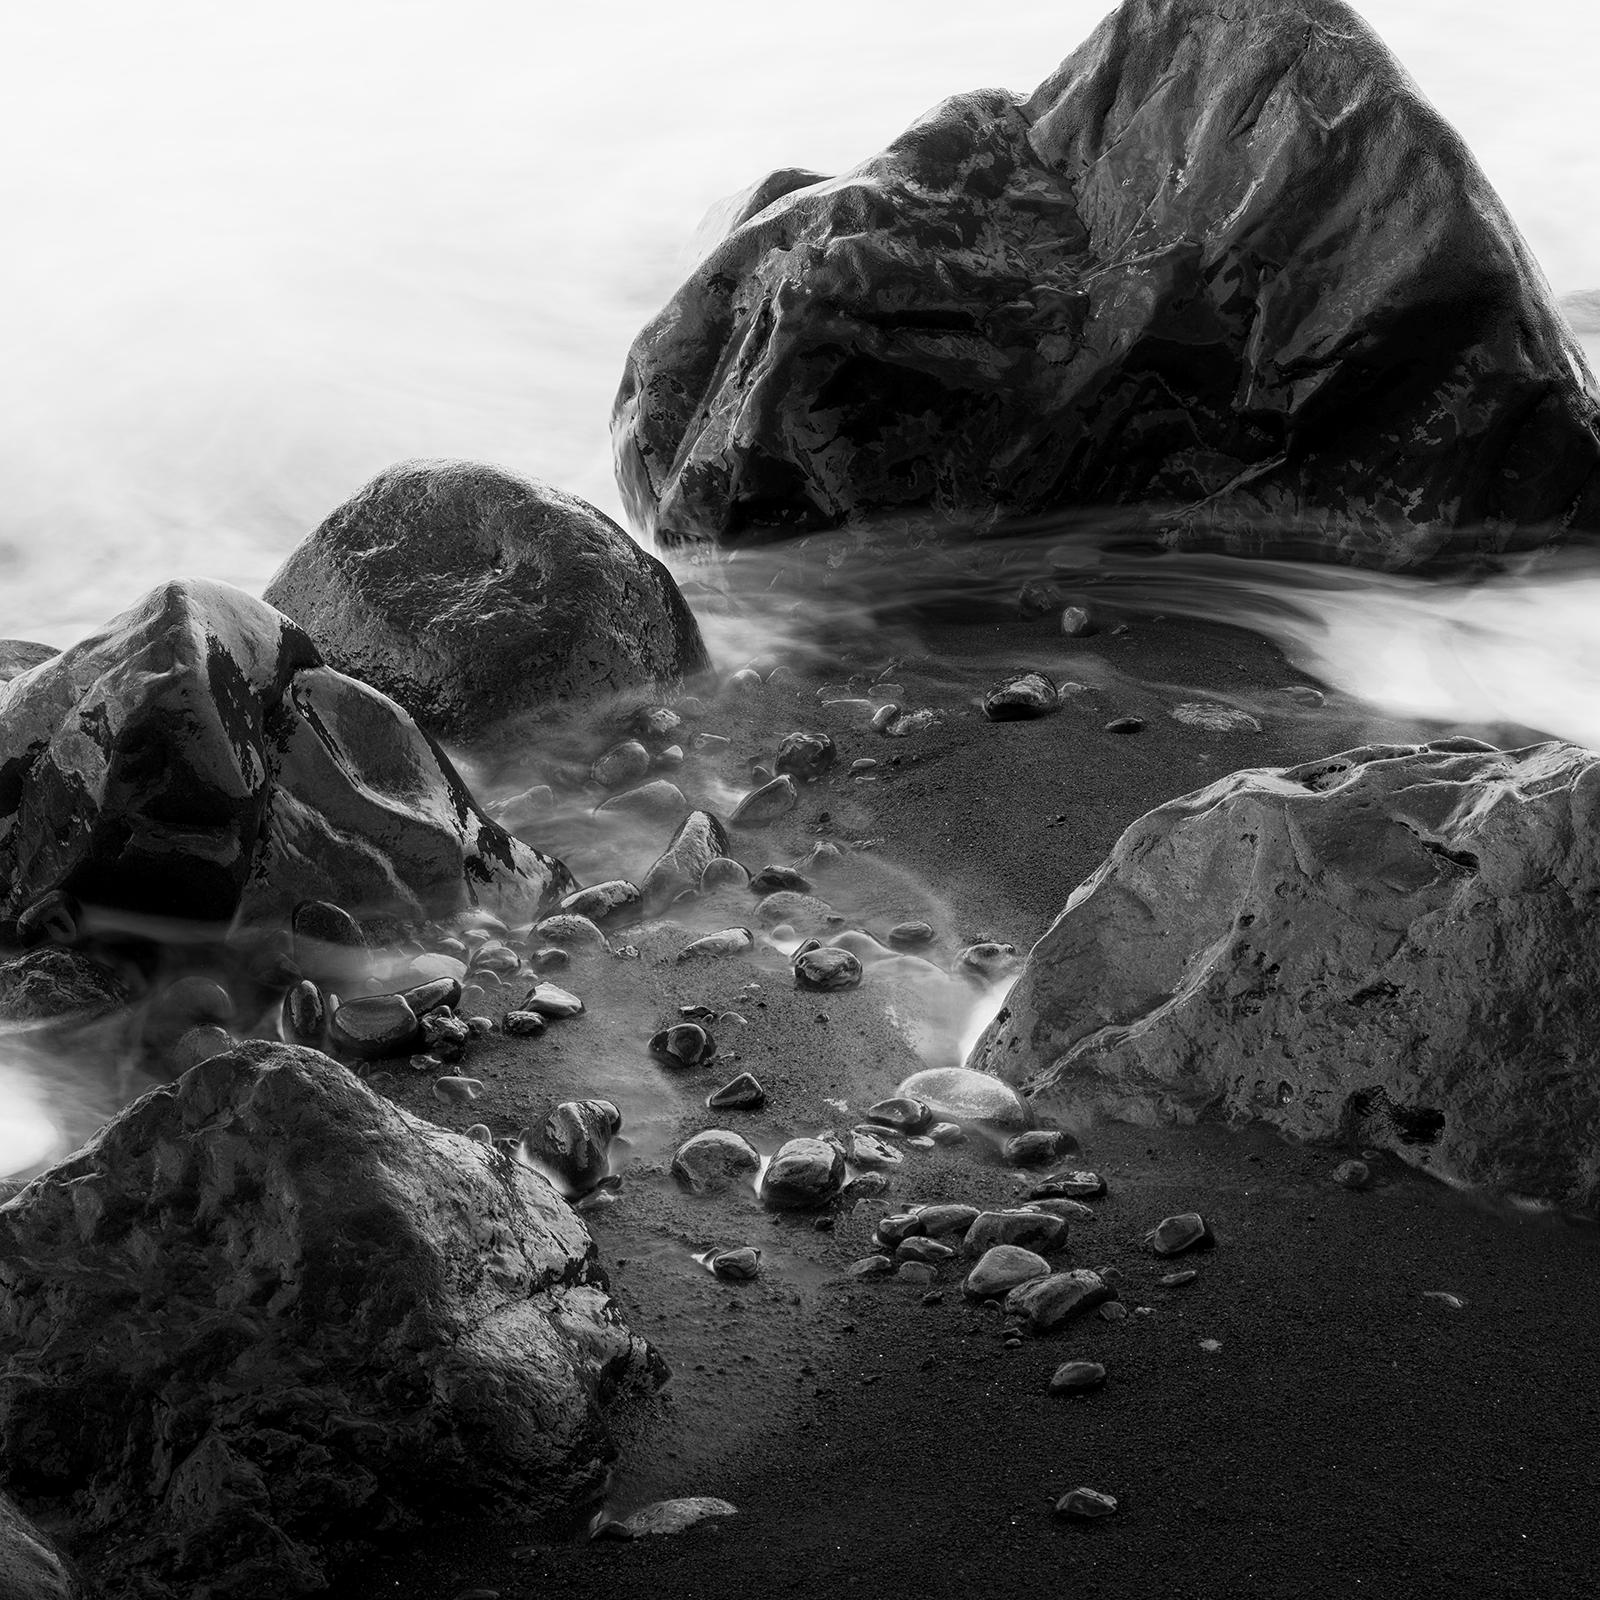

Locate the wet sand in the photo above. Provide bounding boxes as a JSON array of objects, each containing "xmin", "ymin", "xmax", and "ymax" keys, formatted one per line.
[{"xmin": 345, "ymin": 603, "xmax": 1599, "ymax": 1600}]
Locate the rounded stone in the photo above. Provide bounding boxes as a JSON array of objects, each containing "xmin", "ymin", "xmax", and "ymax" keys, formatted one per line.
[
  {"xmin": 964, "ymin": 1245, "xmax": 1052, "ymax": 1300},
  {"xmin": 1005, "ymin": 1269, "xmax": 1113, "ymax": 1332},
  {"xmin": 700, "ymin": 857, "xmax": 752, "ymax": 892},
  {"xmin": 1049, "ymin": 1360, "xmax": 1107, "ymax": 1395},
  {"xmin": 760, "ymin": 1137, "xmax": 846, "ymax": 1210},
  {"xmin": 262, "ymin": 462, "xmax": 708, "ymax": 742},
  {"xmin": 518, "ymin": 1099, "xmax": 622, "ymax": 1196},
  {"xmin": 1146, "ymin": 1212, "xmax": 1213, "ymax": 1256},
  {"xmin": 895, "ymin": 1067, "xmax": 1032, "ymax": 1130},
  {"xmin": 1002, "ymin": 1129, "xmax": 1078, "ymax": 1166},
  {"xmin": 327, "ymin": 993, "xmax": 419, "ymax": 1059},
  {"xmin": 172, "ymin": 1025, "xmax": 233, "ymax": 1072},
  {"xmin": 1055, "ymin": 1488, "xmax": 1117, "ymax": 1521},
  {"xmin": 794, "ymin": 948, "xmax": 863, "ymax": 992},
  {"xmin": 887, "ymin": 921, "xmax": 935, "ymax": 948},
  {"xmin": 963, "ymin": 1210, "xmax": 1069, "ymax": 1257},
  {"xmin": 670, "ymin": 1130, "xmax": 761, "ymax": 1196},
  {"xmin": 731, "ymin": 775, "xmax": 799, "ymax": 827},
  {"xmin": 983, "ymin": 671, "xmax": 1061, "ymax": 721}
]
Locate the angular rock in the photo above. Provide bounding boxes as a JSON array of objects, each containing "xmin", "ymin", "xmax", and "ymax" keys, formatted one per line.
[
  {"xmin": 844, "ymin": 1130, "xmax": 903, "ymax": 1170},
  {"xmin": 1055, "ymin": 1488, "xmax": 1117, "ymax": 1521},
  {"xmin": 503, "ymin": 1010, "xmax": 547, "ymax": 1037},
  {"xmin": 614, "ymin": 0, "xmax": 1600, "ymax": 568},
  {"xmin": 1028, "ymin": 1170, "xmax": 1106, "ymax": 1200},
  {"xmin": 956, "ymin": 942, "xmax": 1018, "ymax": 979},
  {"xmin": 963, "ymin": 1245, "xmax": 1051, "ymax": 1299},
  {"xmin": 642, "ymin": 810, "xmax": 731, "ymax": 908},
  {"xmin": 0, "ymin": 640, "xmax": 58, "ymax": 684},
  {"xmin": 519, "ymin": 983, "xmax": 584, "ymax": 1019},
  {"xmin": 0, "ymin": 1043, "xmax": 659, "ymax": 1596},
  {"xmin": 670, "ymin": 1129, "xmax": 761, "ymax": 1195},
  {"xmin": 730, "ymin": 775, "xmax": 798, "ymax": 828},
  {"xmin": 983, "ymin": 672, "xmax": 1060, "ymax": 721},
  {"xmin": 0, "ymin": 580, "xmax": 570, "ymax": 930},
  {"xmin": 774, "ymin": 732, "xmax": 836, "ymax": 782},
  {"xmin": 677, "ymin": 927, "xmax": 755, "ymax": 960},
  {"xmin": 963, "ymin": 1209, "xmax": 1068, "ymax": 1257},
  {"xmin": 263, "ymin": 461, "xmax": 708, "ymax": 740},
  {"xmin": 0, "ymin": 949, "xmax": 127, "ymax": 1024},
  {"xmin": 706, "ymin": 1072, "xmax": 765, "ymax": 1110},
  {"xmin": 975, "ymin": 737, "xmax": 1600, "ymax": 1206},
  {"xmin": 760, "ymin": 1137, "xmax": 846, "ymax": 1210},
  {"xmin": 1002, "ymin": 1129, "xmax": 1077, "ymax": 1166},
  {"xmin": 748, "ymin": 865, "xmax": 812, "ymax": 895},
  {"xmin": 1005, "ymin": 1269, "xmax": 1113, "ymax": 1332},
  {"xmin": 518, "ymin": 1098, "xmax": 622, "ymax": 1195}
]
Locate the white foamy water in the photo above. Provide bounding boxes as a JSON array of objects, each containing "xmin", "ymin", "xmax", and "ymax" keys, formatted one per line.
[{"xmin": 0, "ymin": 0, "xmax": 1596, "ymax": 646}]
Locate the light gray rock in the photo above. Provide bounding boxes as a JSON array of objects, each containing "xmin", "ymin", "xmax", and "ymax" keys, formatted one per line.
[
  {"xmin": 963, "ymin": 1209, "xmax": 1068, "ymax": 1257},
  {"xmin": 963, "ymin": 1245, "xmax": 1052, "ymax": 1299},
  {"xmin": 670, "ymin": 1130, "xmax": 761, "ymax": 1195},
  {"xmin": 895, "ymin": 1067, "xmax": 1031, "ymax": 1130},
  {"xmin": 642, "ymin": 810, "xmax": 731, "ymax": 908},
  {"xmin": 1005, "ymin": 1269, "xmax": 1113, "ymax": 1332},
  {"xmin": 760, "ymin": 1137, "xmax": 846, "ymax": 1210},
  {"xmin": 974, "ymin": 737, "xmax": 1600, "ymax": 1207}
]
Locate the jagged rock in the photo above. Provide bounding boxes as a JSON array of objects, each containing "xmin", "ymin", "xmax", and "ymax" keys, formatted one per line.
[
  {"xmin": 983, "ymin": 673, "xmax": 1060, "ymax": 721},
  {"xmin": 670, "ymin": 1129, "xmax": 761, "ymax": 1196},
  {"xmin": 0, "ymin": 580, "xmax": 570, "ymax": 932},
  {"xmin": 973, "ymin": 738, "xmax": 1600, "ymax": 1208},
  {"xmin": 642, "ymin": 811, "xmax": 730, "ymax": 908},
  {"xmin": 0, "ymin": 640, "xmax": 58, "ymax": 684},
  {"xmin": 774, "ymin": 733, "xmax": 836, "ymax": 782},
  {"xmin": 0, "ymin": 1042, "xmax": 660, "ymax": 1598},
  {"xmin": 518, "ymin": 1099, "xmax": 622, "ymax": 1195},
  {"xmin": 0, "ymin": 950, "xmax": 127, "ymax": 1024},
  {"xmin": 614, "ymin": 0, "xmax": 1600, "ymax": 569},
  {"xmin": 262, "ymin": 461, "xmax": 708, "ymax": 741},
  {"xmin": 0, "ymin": 1493, "xmax": 77, "ymax": 1600},
  {"xmin": 706, "ymin": 1072, "xmax": 765, "ymax": 1111}
]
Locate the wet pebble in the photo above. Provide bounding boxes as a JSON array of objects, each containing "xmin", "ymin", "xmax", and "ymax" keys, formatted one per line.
[
  {"xmin": 655, "ymin": 744, "xmax": 685, "ymax": 769},
  {"xmin": 1049, "ymin": 1360, "xmax": 1107, "ymax": 1395},
  {"xmin": 983, "ymin": 671, "xmax": 1061, "ymax": 720},
  {"xmin": 1002, "ymin": 1129, "xmax": 1079, "ymax": 1166},
  {"xmin": 283, "ymin": 980, "xmax": 326, "ymax": 1044},
  {"xmin": 670, "ymin": 1130, "xmax": 761, "ymax": 1195},
  {"xmin": 874, "ymin": 1213, "xmax": 925, "ymax": 1248},
  {"xmin": 1100, "ymin": 1301, "xmax": 1128, "ymax": 1322},
  {"xmin": 1059, "ymin": 606, "xmax": 1097, "ymax": 638},
  {"xmin": 964, "ymin": 1245, "xmax": 1052, "ymax": 1299},
  {"xmin": 896, "ymin": 1237, "xmax": 956, "ymax": 1266},
  {"xmin": 520, "ymin": 982, "xmax": 584, "ymax": 1019},
  {"xmin": 929, "ymin": 1121, "xmax": 967, "ymax": 1146},
  {"xmin": 896, "ymin": 1066, "xmax": 1031, "ymax": 1129},
  {"xmin": 1170, "ymin": 701, "xmax": 1262, "ymax": 733},
  {"xmin": 649, "ymin": 1022, "xmax": 716, "ymax": 1067},
  {"xmin": 914, "ymin": 1203, "xmax": 980, "ymax": 1239},
  {"xmin": 1023, "ymin": 1197, "xmax": 1097, "ymax": 1222},
  {"xmin": 519, "ymin": 1099, "xmax": 622, "ymax": 1195},
  {"xmin": 1145, "ymin": 1212, "xmax": 1213, "ymax": 1256},
  {"xmin": 848, "ymin": 1255, "xmax": 894, "ymax": 1278},
  {"xmin": 1055, "ymin": 1487, "xmax": 1117, "ymax": 1521},
  {"xmin": 707, "ymin": 1071, "xmax": 765, "ymax": 1110},
  {"xmin": 794, "ymin": 948, "xmax": 863, "ymax": 992},
  {"xmin": 775, "ymin": 731, "xmax": 837, "ymax": 781},
  {"xmin": 599, "ymin": 781, "xmax": 689, "ymax": 822},
  {"xmin": 327, "ymin": 993, "xmax": 419, "ymax": 1058},
  {"xmin": 533, "ymin": 914, "xmax": 609, "ymax": 951},
  {"xmin": 1334, "ymin": 1159, "xmax": 1372, "ymax": 1190},
  {"xmin": 699, "ymin": 856, "xmax": 752, "ymax": 892},
  {"xmin": 172, "ymin": 1025, "xmax": 232, "ymax": 1070},
  {"xmin": 678, "ymin": 927, "xmax": 755, "ymax": 960},
  {"xmin": 1104, "ymin": 715, "xmax": 1145, "ymax": 734},
  {"xmin": 964, "ymin": 1209, "xmax": 1069, "ymax": 1256},
  {"xmin": 632, "ymin": 705, "xmax": 682, "ymax": 739},
  {"xmin": 592, "ymin": 740, "xmax": 651, "ymax": 790},
  {"xmin": 559, "ymin": 881, "xmax": 642, "ymax": 922},
  {"xmin": 529, "ymin": 947, "xmax": 571, "ymax": 972},
  {"xmin": 887, "ymin": 920, "xmax": 935, "ymax": 948},
  {"xmin": 850, "ymin": 758, "xmax": 879, "ymax": 774},
  {"xmin": 420, "ymin": 1010, "xmax": 470, "ymax": 1061},
  {"xmin": 883, "ymin": 709, "xmax": 939, "ymax": 737},
  {"xmin": 761, "ymin": 1138, "xmax": 846, "ymax": 1210},
  {"xmin": 710, "ymin": 1247, "xmax": 761, "ymax": 1282},
  {"xmin": 731, "ymin": 775, "xmax": 799, "ymax": 827},
  {"xmin": 594, "ymin": 1498, "xmax": 738, "ymax": 1539},
  {"xmin": 432, "ymin": 1076, "xmax": 484, "ymax": 1105},
  {"xmin": 15, "ymin": 888, "xmax": 81, "ymax": 945},
  {"xmin": 864, "ymin": 1096, "xmax": 933, "ymax": 1135},
  {"xmin": 502, "ymin": 1010, "xmax": 546, "ymax": 1037},
  {"xmin": 840, "ymin": 1171, "xmax": 890, "ymax": 1202}
]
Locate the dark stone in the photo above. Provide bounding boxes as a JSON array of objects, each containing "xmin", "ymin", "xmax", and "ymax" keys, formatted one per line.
[
  {"xmin": 706, "ymin": 1072, "xmax": 766, "ymax": 1111},
  {"xmin": 748, "ymin": 866, "xmax": 812, "ymax": 895},
  {"xmin": 760, "ymin": 1137, "xmax": 846, "ymax": 1210},
  {"xmin": 670, "ymin": 1129, "xmax": 761, "ymax": 1196},
  {"xmin": 14, "ymin": 890, "xmax": 80, "ymax": 946},
  {"xmin": 730, "ymin": 776, "xmax": 798, "ymax": 828},
  {"xmin": 774, "ymin": 733, "xmax": 836, "ymax": 782},
  {"xmin": 793, "ymin": 948, "xmax": 862, "ymax": 992},
  {"xmin": 0, "ymin": 1043, "xmax": 660, "ymax": 1596},
  {"xmin": 0, "ymin": 580, "xmax": 571, "ymax": 931},
  {"xmin": 0, "ymin": 949, "xmax": 128, "ymax": 1024},
  {"xmin": 0, "ymin": 1492, "xmax": 77, "ymax": 1599},
  {"xmin": 614, "ymin": 0, "xmax": 1600, "ymax": 569},
  {"xmin": 262, "ymin": 461, "xmax": 709, "ymax": 741},
  {"xmin": 517, "ymin": 1099, "xmax": 622, "ymax": 1196},
  {"xmin": 648, "ymin": 1023, "xmax": 715, "ymax": 1067},
  {"xmin": 283, "ymin": 979, "xmax": 326, "ymax": 1044},
  {"xmin": 641, "ymin": 811, "xmax": 731, "ymax": 908},
  {"xmin": 558, "ymin": 881, "xmax": 641, "ymax": 923},
  {"xmin": 983, "ymin": 673, "xmax": 1060, "ymax": 721},
  {"xmin": 327, "ymin": 993, "xmax": 420, "ymax": 1059},
  {"xmin": 973, "ymin": 737, "xmax": 1600, "ymax": 1208}
]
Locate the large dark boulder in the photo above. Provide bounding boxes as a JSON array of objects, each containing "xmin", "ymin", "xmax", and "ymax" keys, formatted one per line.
[
  {"xmin": 972, "ymin": 739, "xmax": 1600, "ymax": 1210},
  {"xmin": 615, "ymin": 0, "xmax": 1600, "ymax": 569},
  {"xmin": 263, "ymin": 462, "xmax": 710, "ymax": 741},
  {"xmin": 0, "ymin": 579, "xmax": 571, "ymax": 933},
  {"xmin": 0, "ymin": 1041, "xmax": 662, "ymax": 1598}
]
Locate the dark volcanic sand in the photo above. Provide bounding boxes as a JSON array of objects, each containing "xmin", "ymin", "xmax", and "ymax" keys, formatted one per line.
[{"xmin": 347, "ymin": 606, "xmax": 1600, "ymax": 1600}]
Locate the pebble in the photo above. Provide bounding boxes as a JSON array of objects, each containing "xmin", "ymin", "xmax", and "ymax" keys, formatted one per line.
[
  {"xmin": 731, "ymin": 775, "xmax": 799, "ymax": 827},
  {"xmin": 955, "ymin": 941, "xmax": 1018, "ymax": 978},
  {"xmin": 1160, "ymin": 1269, "xmax": 1198, "ymax": 1287},
  {"xmin": 693, "ymin": 732, "xmax": 731, "ymax": 752},
  {"xmin": 593, "ymin": 1498, "xmax": 738, "ymax": 1540},
  {"xmin": 533, "ymin": 913, "xmax": 609, "ymax": 951},
  {"xmin": 502, "ymin": 1010, "xmax": 547, "ymax": 1037},
  {"xmin": 839, "ymin": 1171, "xmax": 890, "ymax": 1201},
  {"xmin": 850, "ymin": 758, "xmax": 879, "ymax": 774},
  {"xmin": 465, "ymin": 1016, "xmax": 492, "ymax": 1037},
  {"xmin": 1002, "ymin": 1129, "xmax": 1078, "ymax": 1166},
  {"xmin": 896, "ymin": 1237, "xmax": 956, "ymax": 1266},
  {"xmin": 632, "ymin": 705, "xmax": 682, "ymax": 738},
  {"xmin": 929, "ymin": 1121, "xmax": 967, "ymax": 1146},
  {"xmin": 848, "ymin": 1255, "xmax": 894, "ymax": 1278},
  {"xmin": 327, "ymin": 993, "xmax": 419, "ymax": 1058},
  {"xmin": 886, "ymin": 920, "xmax": 935, "ymax": 948},
  {"xmin": 846, "ymin": 1130, "xmax": 904, "ymax": 1170},
  {"xmin": 897, "ymin": 1261, "xmax": 938, "ymax": 1285},
  {"xmin": 1059, "ymin": 606, "xmax": 1097, "ymax": 638},
  {"xmin": 699, "ymin": 857, "xmax": 752, "ymax": 892},
  {"xmin": 420, "ymin": 1011, "xmax": 470, "ymax": 1060},
  {"xmin": 964, "ymin": 1210, "xmax": 1068, "ymax": 1256},
  {"xmin": 172, "ymin": 1025, "xmax": 232, "ymax": 1070},
  {"xmin": 529, "ymin": 947, "xmax": 571, "ymax": 971},
  {"xmin": 883, "ymin": 709, "xmax": 939, "ymax": 737},
  {"xmin": 1023, "ymin": 1197, "xmax": 1097, "ymax": 1222},
  {"xmin": 402, "ymin": 976, "xmax": 464, "ymax": 1015},
  {"xmin": 982, "ymin": 671, "xmax": 1061, "ymax": 720},
  {"xmin": 494, "ymin": 785, "xmax": 554, "ymax": 830},
  {"xmin": 649, "ymin": 1022, "xmax": 716, "ymax": 1067},
  {"xmin": 1334, "ymin": 1159, "xmax": 1372, "ymax": 1190},
  {"xmin": 1017, "ymin": 578, "xmax": 1066, "ymax": 617},
  {"xmin": 520, "ymin": 982, "xmax": 584, "ymax": 1019},
  {"xmin": 760, "ymin": 1137, "xmax": 846, "ymax": 1210},
  {"xmin": 432, "ymin": 1076, "xmax": 484, "ymax": 1105},
  {"xmin": 283, "ymin": 980, "xmax": 326, "ymax": 1043},
  {"xmin": 921, "ymin": 1290, "xmax": 944, "ymax": 1306},
  {"xmin": 1170, "ymin": 701, "xmax": 1263, "ymax": 733},
  {"xmin": 558, "ymin": 881, "xmax": 642, "ymax": 921},
  {"xmin": 965, "ymin": 1246, "xmax": 1052, "ymax": 1299},
  {"xmin": 749, "ymin": 865, "xmax": 812, "ymax": 894},
  {"xmin": 707, "ymin": 1071, "xmax": 765, "ymax": 1110},
  {"xmin": 409, "ymin": 951, "xmax": 469, "ymax": 984},
  {"xmin": 757, "ymin": 890, "xmax": 834, "ymax": 931},
  {"xmin": 670, "ymin": 1129, "xmax": 762, "ymax": 1195},
  {"xmin": 1049, "ymin": 1360, "xmax": 1107, "ymax": 1395},
  {"xmin": 1279, "ymin": 684, "xmax": 1326, "ymax": 706},
  {"xmin": 895, "ymin": 1067, "xmax": 1031, "ymax": 1129},
  {"xmin": 677, "ymin": 696, "xmax": 707, "ymax": 718},
  {"xmin": 1100, "ymin": 1301, "xmax": 1128, "ymax": 1322},
  {"xmin": 1104, "ymin": 715, "xmax": 1145, "ymax": 734},
  {"xmin": 794, "ymin": 841, "xmax": 846, "ymax": 875},
  {"xmin": 870, "ymin": 703, "xmax": 900, "ymax": 732},
  {"xmin": 830, "ymin": 930, "xmax": 896, "ymax": 965},
  {"xmin": 654, "ymin": 744, "xmax": 685, "ymax": 769},
  {"xmin": 913, "ymin": 1203, "xmax": 980, "ymax": 1239},
  {"xmin": 677, "ymin": 927, "xmax": 756, "ymax": 960},
  {"xmin": 710, "ymin": 1247, "xmax": 761, "ymax": 1282},
  {"xmin": 906, "ymin": 1135, "xmax": 935, "ymax": 1149},
  {"xmin": 863, "ymin": 1096, "xmax": 933, "ymax": 1134},
  {"xmin": 726, "ymin": 667, "xmax": 764, "ymax": 695},
  {"xmin": 1028, "ymin": 1170, "xmax": 1107, "ymax": 1200},
  {"xmin": 794, "ymin": 948, "xmax": 863, "ymax": 992},
  {"xmin": 469, "ymin": 943, "xmax": 521, "ymax": 975},
  {"xmin": 465, "ymin": 1124, "xmax": 493, "ymax": 1144},
  {"xmin": 1055, "ymin": 1487, "xmax": 1117, "ymax": 1520},
  {"xmin": 775, "ymin": 731, "xmax": 837, "ymax": 781},
  {"xmin": 1145, "ymin": 1212, "xmax": 1213, "ymax": 1256},
  {"xmin": 874, "ymin": 1213, "xmax": 925, "ymax": 1248},
  {"xmin": 592, "ymin": 739, "xmax": 651, "ymax": 790},
  {"xmin": 599, "ymin": 779, "xmax": 690, "ymax": 822},
  {"xmin": 518, "ymin": 1099, "xmax": 621, "ymax": 1195}
]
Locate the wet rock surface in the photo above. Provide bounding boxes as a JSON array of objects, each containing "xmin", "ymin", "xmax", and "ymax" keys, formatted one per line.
[
  {"xmin": 0, "ymin": 1042, "xmax": 660, "ymax": 1598},
  {"xmin": 0, "ymin": 579, "xmax": 570, "ymax": 930},
  {"xmin": 976, "ymin": 738, "xmax": 1600, "ymax": 1208},
  {"xmin": 263, "ymin": 461, "xmax": 708, "ymax": 741},
  {"xmin": 614, "ymin": 0, "xmax": 1600, "ymax": 568},
  {"xmin": 0, "ymin": 950, "xmax": 127, "ymax": 1024}
]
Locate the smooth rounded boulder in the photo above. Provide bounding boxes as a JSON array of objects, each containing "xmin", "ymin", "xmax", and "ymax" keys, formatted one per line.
[
  {"xmin": 0, "ymin": 580, "xmax": 572, "ymax": 933},
  {"xmin": 264, "ymin": 461, "xmax": 709, "ymax": 741},
  {"xmin": 0, "ymin": 1041, "xmax": 662, "ymax": 1598},
  {"xmin": 973, "ymin": 738, "xmax": 1600, "ymax": 1210},
  {"xmin": 614, "ymin": 0, "xmax": 1600, "ymax": 569}
]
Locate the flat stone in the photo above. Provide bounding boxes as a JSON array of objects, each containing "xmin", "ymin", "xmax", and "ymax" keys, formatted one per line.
[
  {"xmin": 1170, "ymin": 701, "xmax": 1262, "ymax": 733},
  {"xmin": 1028, "ymin": 1170, "xmax": 1107, "ymax": 1200},
  {"xmin": 887, "ymin": 921, "xmax": 935, "ymax": 948},
  {"xmin": 964, "ymin": 1245, "xmax": 1052, "ymax": 1299},
  {"xmin": 897, "ymin": 1261, "xmax": 938, "ymax": 1285},
  {"xmin": 1048, "ymin": 1360, "xmax": 1107, "ymax": 1394},
  {"xmin": 707, "ymin": 1072, "xmax": 765, "ymax": 1110},
  {"xmin": 520, "ymin": 983, "xmax": 584, "ymax": 1019},
  {"xmin": 1005, "ymin": 1270, "xmax": 1113, "ymax": 1332},
  {"xmin": 559, "ymin": 881, "xmax": 642, "ymax": 921},
  {"xmin": 710, "ymin": 1247, "xmax": 761, "ymax": 1282},
  {"xmin": 863, "ymin": 1096, "xmax": 933, "ymax": 1135},
  {"xmin": 847, "ymin": 1255, "xmax": 894, "ymax": 1278},
  {"xmin": 607, "ymin": 1497, "xmax": 738, "ymax": 1540},
  {"xmin": 1147, "ymin": 1212, "xmax": 1212, "ymax": 1256},
  {"xmin": 327, "ymin": 994, "xmax": 419, "ymax": 1059},
  {"xmin": 964, "ymin": 1209, "xmax": 1068, "ymax": 1256},
  {"xmin": 895, "ymin": 1237, "xmax": 956, "ymax": 1266},
  {"xmin": 913, "ymin": 1203, "xmax": 980, "ymax": 1240},
  {"xmin": 678, "ymin": 927, "xmax": 755, "ymax": 959},
  {"xmin": 1055, "ymin": 1488, "xmax": 1117, "ymax": 1521}
]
